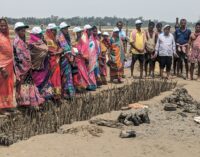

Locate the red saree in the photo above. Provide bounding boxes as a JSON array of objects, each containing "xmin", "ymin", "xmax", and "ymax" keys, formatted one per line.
[
  {"xmin": 45, "ymin": 30, "xmax": 61, "ymax": 97},
  {"xmin": 72, "ymin": 41, "xmax": 90, "ymax": 90},
  {"xmin": 0, "ymin": 32, "xmax": 14, "ymax": 109}
]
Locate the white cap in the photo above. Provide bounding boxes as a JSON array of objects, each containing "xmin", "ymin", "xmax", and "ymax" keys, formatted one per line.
[
  {"xmin": 135, "ymin": 20, "xmax": 143, "ymax": 25},
  {"xmin": 84, "ymin": 24, "xmax": 92, "ymax": 30},
  {"xmin": 14, "ymin": 22, "xmax": 29, "ymax": 30},
  {"xmin": 47, "ymin": 23, "xmax": 57, "ymax": 30},
  {"xmin": 59, "ymin": 22, "xmax": 70, "ymax": 29},
  {"xmin": 98, "ymin": 31, "xmax": 102, "ymax": 35},
  {"xmin": 103, "ymin": 32, "xmax": 109, "ymax": 36},
  {"xmin": 31, "ymin": 27, "xmax": 43, "ymax": 34},
  {"xmin": 113, "ymin": 27, "xmax": 120, "ymax": 32},
  {"xmin": 73, "ymin": 26, "xmax": 82, "ymax": 33},
  {"xmin": 72, "ymin": 47, "xmax": 79, "ymax": 53},
  {"xmin": 163, "ymin": 24, "xmax": 171, "ymax": 30}
]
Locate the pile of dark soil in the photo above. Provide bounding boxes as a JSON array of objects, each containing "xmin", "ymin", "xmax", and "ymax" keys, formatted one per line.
[{"xmin": 162, "ymin": 88, "xmax": 200, "ymax": 113}]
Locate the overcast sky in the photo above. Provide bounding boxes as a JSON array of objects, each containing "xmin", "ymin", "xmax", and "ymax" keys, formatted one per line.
[{"xmin": 1, "ymin": 0, "xmax": 199, "ymax": 22}]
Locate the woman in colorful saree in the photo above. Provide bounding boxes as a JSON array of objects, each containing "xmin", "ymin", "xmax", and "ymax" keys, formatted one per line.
[
  {"xmin": 109, "ymin": 27, "xmax": 124, "ymax": 83},
  {"xmin": 99, "ymin": 32, "xmax": 110, "ymax": 85},
  {"xmin": 28, "ymin": 27, "xmax": 52, "ymax": 99},
  {"xmin": 82, "ymin": 24, "xmax": 97, "ymax": 91},
  {"xmin": 57, "ymin": 22, "xmax": 75, "ymax": 99},
  {"xmin": 13, "ymin": 22, "xmax": 44, "ymax": 107},
  {"xmin": 45, "ymin": 23, "xmax": 63, "ymax": 101},
  {"xmin": 71, "ymin": 26, "xmax": 90, "ymax": 92},
  {"xmin": 0, "ymin": 18, "xmax": 15, "ymax": 114}
]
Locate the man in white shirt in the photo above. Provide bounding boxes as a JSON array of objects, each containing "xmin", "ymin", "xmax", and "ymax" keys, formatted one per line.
[{"xmin": 154, "ymin": 25, "xmax": 178, "ymax": 79}]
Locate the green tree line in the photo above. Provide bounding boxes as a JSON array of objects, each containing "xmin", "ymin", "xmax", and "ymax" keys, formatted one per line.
[{"xmin": 4, "ymin": 16, "xmax": 195, "ymax": 28}]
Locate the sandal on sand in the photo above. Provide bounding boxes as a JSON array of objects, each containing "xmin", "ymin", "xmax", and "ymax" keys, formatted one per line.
[
  {"xmin": 120, "ymin": 130, "xmax": 136, "ymax": 138},
  {"xmin": 164, "ymin": 103, "xmax": 177, "ymax": 111}
]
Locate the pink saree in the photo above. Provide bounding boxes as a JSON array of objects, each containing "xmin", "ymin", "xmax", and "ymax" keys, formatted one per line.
[
  {"xmin": 13, "ymin": 35, "xmax": 44, "ymax": 106},
  {"xmin": 72, "ymin": 40, "xmax": 90, "ymax": 90},
  {"xmin": 81, "ymin": 32, "xmax": 97, "ymax": 90}
]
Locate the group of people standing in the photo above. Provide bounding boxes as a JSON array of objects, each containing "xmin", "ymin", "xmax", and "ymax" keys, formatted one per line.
[
  {"xmin": 0, "ymin": 18, "xmax": 126, "ymax": 114},
  {"xmin": 129, "ymin": 19, "xmax": 200, "ymax": 80},
  {"xmin": 0, "ymin": 17, "xmax": 200, "ymax": 115}
]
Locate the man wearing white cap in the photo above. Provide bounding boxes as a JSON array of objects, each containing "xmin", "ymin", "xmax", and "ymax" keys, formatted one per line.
[
  {"xmin": 57, "ymin": 22, "xmax": 76, "ymax": 98},
  {"xmin": 154, "ymin": 24, "xmax": 177, "ymax": 79},
  {"xmin": 129, "ymin": 19, "xmax": 146, "ymax": 78}
]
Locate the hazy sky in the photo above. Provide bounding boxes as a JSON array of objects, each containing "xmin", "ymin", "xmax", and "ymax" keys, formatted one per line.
[{"xmin": 1, "ymin": 0, "xmax": 200, "ymax": 22}]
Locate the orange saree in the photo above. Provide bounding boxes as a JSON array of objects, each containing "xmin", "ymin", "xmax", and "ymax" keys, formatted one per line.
[{"xmin": 0, "ymin": 32, "xmax": 14, "ymax": 109}]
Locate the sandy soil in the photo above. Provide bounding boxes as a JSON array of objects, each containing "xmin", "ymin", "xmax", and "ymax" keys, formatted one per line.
[{"xmin": 0, "ymin": 69, "xmax": 200, "ymax": 157}]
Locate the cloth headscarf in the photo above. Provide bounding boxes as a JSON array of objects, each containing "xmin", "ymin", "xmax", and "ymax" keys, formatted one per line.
[
  {"xmin": 29, "ymin": 34, "xmax": 48, "ymax": 70},
  {"xmin": 0, "ymin": 18, "xmax": 9, "ymax": 37}
]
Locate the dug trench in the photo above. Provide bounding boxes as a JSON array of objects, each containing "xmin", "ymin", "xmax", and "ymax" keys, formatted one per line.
[{"xmin": 0, "ymin": 79, "xmax": 177, "ymax": 146}]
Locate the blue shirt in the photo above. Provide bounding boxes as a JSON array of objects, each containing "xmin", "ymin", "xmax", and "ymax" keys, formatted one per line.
[
  {"xmin": 174, "ymin": 28, "xmax": 191, "ymax": 45},
  {"xmin": 119, "ymin": 30, "xmax": 126, "ymax": 40}
]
